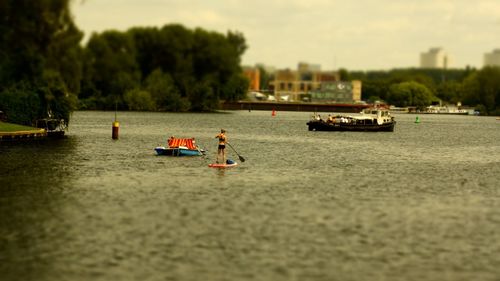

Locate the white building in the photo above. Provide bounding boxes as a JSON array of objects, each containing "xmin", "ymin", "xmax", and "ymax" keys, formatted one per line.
[
  {"xmin": 484, "ymin": 49, "xmax": 500, "ymax": 67},
  {"xmin": 420, "ymin": 48, "xmax": 450, "ymax": 69}
]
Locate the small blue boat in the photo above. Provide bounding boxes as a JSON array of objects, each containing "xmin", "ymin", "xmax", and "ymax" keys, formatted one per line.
[
  {"xmin": 154, "ymin": 146, "xmax": 204, "ymax": 156},
  {"xmin": 154, "ymin": 137, "xmax": 205, "ymax": 156}
]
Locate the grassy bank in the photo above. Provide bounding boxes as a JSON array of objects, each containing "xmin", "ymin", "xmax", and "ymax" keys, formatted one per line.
[{"xmin": 0, "ymin": 121, "xmax": 39, "ymax": 132}]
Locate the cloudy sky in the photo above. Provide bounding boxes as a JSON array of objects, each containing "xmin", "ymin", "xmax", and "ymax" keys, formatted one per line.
[{"xmin": 72, "ymin": 0, "xmax": 500, "ymax": 71}]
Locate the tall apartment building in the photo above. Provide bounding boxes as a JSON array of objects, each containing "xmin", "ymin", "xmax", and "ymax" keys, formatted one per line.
[
  {"xmin": 271, "ymin": 64, "xmax": 340, "ymax": 102},
  {"xmin": 484, "ymin": 49, "xmax": 500, "ymax": 67},
  {"xmin": 420, "ymin": 48, "xmax": 450, "ymax": 69}
]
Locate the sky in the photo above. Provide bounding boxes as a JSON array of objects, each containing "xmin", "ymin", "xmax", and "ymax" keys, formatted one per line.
[{"xmin": 71, "ymin": 0, "xmax": 500, "ymax": 71}]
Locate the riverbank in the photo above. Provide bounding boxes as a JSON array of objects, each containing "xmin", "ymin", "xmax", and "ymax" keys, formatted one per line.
[
  {"xmin": 221, "ymin": 101, "xmax": 371, "ymax": 113},
  {"xmin": 0, "ymin": 121, "xmax": 47, "ymax": 141}
]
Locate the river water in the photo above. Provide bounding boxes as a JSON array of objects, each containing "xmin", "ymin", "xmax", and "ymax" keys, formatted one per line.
[{"xmin": 1, "ymin": 110, "xmax": 499, "ymax": 281}]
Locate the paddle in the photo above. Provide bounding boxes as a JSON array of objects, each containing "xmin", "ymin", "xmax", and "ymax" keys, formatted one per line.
[{"xmin": 227, "ymin": 142, "xmax": 245, "ymax": 162}]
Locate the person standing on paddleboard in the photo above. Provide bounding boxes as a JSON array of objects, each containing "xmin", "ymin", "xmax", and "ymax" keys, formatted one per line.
[{"xmin": 215, "ymin": 129, "xmax": 227, "ymax": 163}]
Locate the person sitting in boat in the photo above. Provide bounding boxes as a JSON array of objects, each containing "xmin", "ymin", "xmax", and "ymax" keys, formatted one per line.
[
  {"xmin": 215, "ymin": 129, "xmax": 227, "ymax": 164},
  {"xmin": 327, "ymin": 114, "xmax": 334, "ymax": 123}
]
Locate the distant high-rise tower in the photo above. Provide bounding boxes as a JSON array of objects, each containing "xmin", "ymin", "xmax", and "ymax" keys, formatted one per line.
[
  {"xmin": 484, "ymin": 49, "xmax": 500, "ymax": 67},
  {"xmin": 298, "ymin": 62, "xmax": 321, "ymax": 73},
  {"xmin": 420, "ymin": 48, "xmax": 450, "ymax": 69}
]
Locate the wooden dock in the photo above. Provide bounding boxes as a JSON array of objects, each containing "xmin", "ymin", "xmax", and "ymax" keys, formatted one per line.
[{"xmin": 0, "ymin": 129, "xmax": 47, "ymax": 141}]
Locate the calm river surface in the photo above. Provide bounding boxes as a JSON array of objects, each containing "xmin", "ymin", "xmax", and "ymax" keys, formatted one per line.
[{"xmin": 1, "ymin": 110, "xmax": 500, "ymax": 281}]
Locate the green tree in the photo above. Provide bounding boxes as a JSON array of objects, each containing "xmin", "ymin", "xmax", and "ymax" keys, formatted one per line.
[
  {"xmin": 131, "ymin": 24, "xmax": 195, "ymax": 78},
  {"xmin": 222, "ymin": 74, "xmax": 250, "ymax": 102},
  {"xmin": 188, "ymin": 79, "xmax": 217, "ymax": 111},
  {"xmin": 123, "ymin": 88, "xmax": 155, "ymax": 111},
  {"xmin": 462, "ymin": 67, "xmax": 500, "ymax": 114},
  {"xmin": 190, "ymin": 28, "xmax": 247, "ymax": 105},
  {"xmin": 338, "ymin": 68, "xmax": 350, "ymax": 81},
  {"xmin": 145, "ymin": 69, "xmax": 189, "ymax": 111},
  {"xmin": 436, "ymin": 80, "xmax": 464, "ymax": 104},
  {"xmin": 80, "ymin": 31, "xmax": 140, "ymax": 109},
  {"xmin": 0, "ymin": 0, "xmax": 82, "ymax": 125},
  {"xmin": 40, "ymin": 69, "xmax": 78, "ymax": 122},
  {"xmin": 256, "ymin": 64, "xmax": 272, "ymax": 90},
  {"xmin": 387, "ymin": 81, "xmax": 435, "ymax": 107},
  {"xmin": 0, "ymin": 83, "xmax": 42, "ymax": 125},
  {"xmin": 462, "ymin": 73, "xmax": 480, "ymax": 106},
  {"xmin": 361, "ymin": 80, "xmax": 390, "ymax": 101},
  {"xmin": 82, "ymin": 24, "xmax": 248, "ymax": 111}
]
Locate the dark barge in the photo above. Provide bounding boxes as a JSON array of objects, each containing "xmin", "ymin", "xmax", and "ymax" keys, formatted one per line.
[{"xmin": 307, "ymin": 108, "xmax": 396, "ymax": 132}]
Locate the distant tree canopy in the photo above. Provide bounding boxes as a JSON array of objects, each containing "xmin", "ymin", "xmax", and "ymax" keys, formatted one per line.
[
  {"xmin": 0, "ymin": 0, "xmax": 82, "ymax": 125},
  {"xmin": 350, "ymin": 68, "xmax": 500, "ymax": 115},
  {"xmin": 0, "ymin": 2, "xmax": 249, "ymax": 125},
  {"xmin": 80, "ymin": 25, "xmax": 249, "ymax": 111},
  {"xmin": 1, "ymin": 1, "xmax": 499, "ymax": 122},
  {"xmin": 462, "ymin": 67, "xmax": 500, "ymax": 114},
  {"xmin": 256, "ymin": 65, "xmax": 273, "ymax": 91},
  {"xmin": 388, "ymin": 81, "xmax": 436, "ymax": 107}
]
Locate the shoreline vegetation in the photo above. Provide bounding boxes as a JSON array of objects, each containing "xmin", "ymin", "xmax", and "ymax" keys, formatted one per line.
[
  {"xmin": 0, "ymin": 1, "xmax": 248, "ymax": 128},
  {"xmin": 1, "ymin": 1, "xmax": 500, "ymax": 132}
]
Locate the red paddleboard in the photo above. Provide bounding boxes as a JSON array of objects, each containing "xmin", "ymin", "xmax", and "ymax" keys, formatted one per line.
[{"xmin": 208, "ymin": 162, "xmax": 238, "ymax": 168}]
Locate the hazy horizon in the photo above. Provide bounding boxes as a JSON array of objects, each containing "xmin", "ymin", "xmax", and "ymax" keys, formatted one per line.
[{"xmin": 72, "ymin": 0, "xmax": 500, "ymax": 71}]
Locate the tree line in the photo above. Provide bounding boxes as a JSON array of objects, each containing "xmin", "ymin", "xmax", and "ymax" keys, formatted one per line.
[
  {"xmin": 79, "ymin": 25, "xmax": 248, "ymax": 112},
  {"xmin": 0, "ymin": 0, "xmax": 248, "ymax": 126},
  {"xmin": 0, "ymin": 0, "xmax": 82, "ymax": 125},
  {"xmin": 1, "ymin": 1, "xmax": 500, "ymax": 127},
  {"xmin": 258, "ymin": 66, "xmax": 500, "ymax": 115},
  {"xmin": 347, "ymin": 67, "xmax": 500, "ymax": 115}
]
